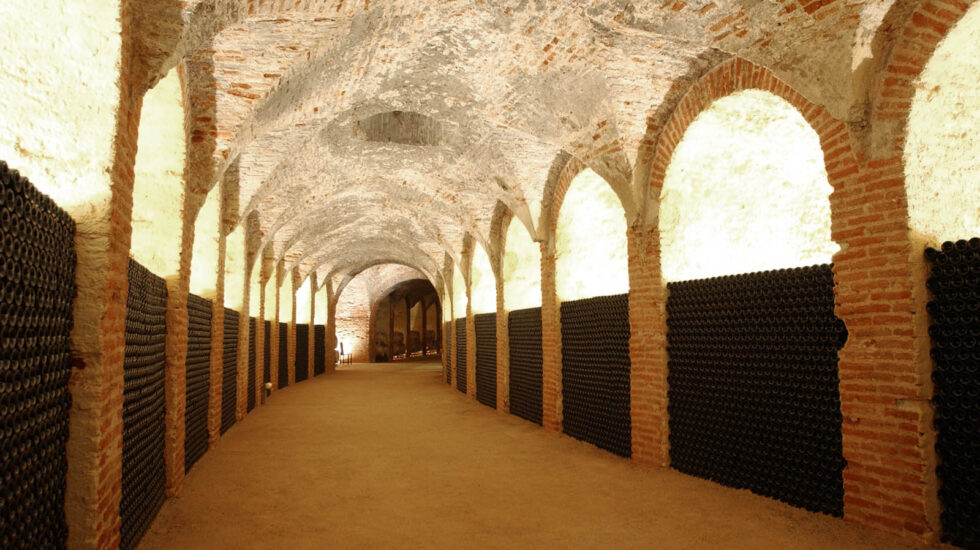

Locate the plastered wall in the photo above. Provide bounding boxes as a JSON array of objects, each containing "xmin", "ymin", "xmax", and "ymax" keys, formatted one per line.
[
  {"xmin": 905, "ymin": 3, "xmax": 980, "ymax": 246},
  {"xmin": 190, "ymin": 189, "xmax": 220, "ymax": 298},
  {"xmin": 503, "ymin": 217, "xmax": 542, "ymax": 310},
  {"xmin": 470, "ymin": 244, "xmax": 496, "ymax": 314},
  {"xmin": 555, "ymin": 169, "xmax": 629, "ymax": 301},
  {"xmin": 659, "ymin": 90, "xmax": 838, "ymax": 282}
]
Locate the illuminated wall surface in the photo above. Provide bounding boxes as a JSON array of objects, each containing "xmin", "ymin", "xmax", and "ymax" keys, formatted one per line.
[
  {"xmin": 131, "ymin": 70, "xmax": 185, "ymax": 278},
  {"xmin": 314, "ymin": 285, "xmax": 328, "ymax": 325},
  {"xmin": 442, "ymin": 280, "xmax": 452, "ymax": 322},
  {"xmin": 335, "ymin": 274, "xmax": 370, "ymax": 360},
  {"xmin": 249, "ymin": 267, "xmax": 261, "ymax": 316},
  {"xmin": 189, "ymin": 189, "xmax": 220, "ymax": 298},
  {"xmin": 295, "ymin": 277, "xmax": 312, "ymax": 322},
  {"xmin": 278, "ymin": 274, "xmax": 293, "ymax": 321},
  {"xmin": 452, "ymin": 264, "xmax": 468, "ymax": 318},
  {"xmin": 555, "ymin": 169, "xmax": 629, "ymax": 301},
  {"xmin": 470, "ymin": 244, "xmax": 496, "ymax": 314},
  {"xmin": 0, "ymin": 1, "xmax": 122, "ymax": 216},
  {"xmin": 503, "ymin": 217, "xmax": 542, "ymax": 310},
  {"xmin": 905, "ymin": 3, "xmax": 980, "ymax": 245},
  {"xmin": 264, "ymin": 278, "xmax": 277, "ymax": 320},
  {"xmin": 223, "ymin": 225, "xmax": 245, "ymax": 310},
  {"xmin": 659, "ymin": 89, "xmax": 838, "ymax": 282}
]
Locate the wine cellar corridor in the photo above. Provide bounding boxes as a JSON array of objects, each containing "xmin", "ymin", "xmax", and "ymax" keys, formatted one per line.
[{"xmin": 1, "ymin": 1, "xmax": 979, "ymax": 549}]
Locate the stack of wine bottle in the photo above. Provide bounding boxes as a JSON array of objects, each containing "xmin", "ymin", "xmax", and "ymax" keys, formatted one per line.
[
  {"xmin": 455, "ymin": 318, "xmax": 467, "ymax": 394},
  {"xmin": 277, "ymin": 324, "xmax": 288, "ymax": 389},
  {"xmin": 508, "ymin": 307, "xmax": 543, "ymax": 425},
  {"xmin": 666, "ymin": 264, "xmax": 847, "ymax": 516},
  {"xmin": 0, "ymin": 161, "xmax": 75, "ymax": 549},
  {"xmin": 263, "ymin": 321, "xmax": 272, "ymax": 385},
  {"xmin": 474, "ymin": 313, "xmax": 497, "ymax": 409},
  {"xmin": 120, "ymin": 260, "xmax": 167, "ymax": 550},
  {"xmin": 444, "ymin": 323, "xmax": 452, "ymax": 384},
  {"xmin": 926, "ymin": 239, "xmax": 980, "ymax": 549},
  {"xmin": 561, "ymin": 294, "xmax": 632, "ymax": 458},
  {"xmin": 220, "ymin": 308, "xmax": 238, "ymax": 435},
  {"xmin": 314, "ymin": 325, "xmax": 326, "ymax": 376},
  {"xmin": 295, "ymin": 324, "xmax": 309, "ymax": 382},
  {"xmin": 247, "ymin": 318, "xmax": 256, "ymax": 412},
  {"xmin": 184, "ymin": 293, "xmax": 211, "ymax": 472}
]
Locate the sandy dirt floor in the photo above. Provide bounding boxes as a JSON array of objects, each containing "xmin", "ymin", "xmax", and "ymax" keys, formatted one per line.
[{"xmin": 137, "ymin": 362, "xmax": 925, "ymax": 550}]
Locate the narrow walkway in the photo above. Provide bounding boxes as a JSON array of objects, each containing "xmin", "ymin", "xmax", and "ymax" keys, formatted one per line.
[{"xmin": 138, "ymin": 362, "xmax": 920, "ymax": 550}]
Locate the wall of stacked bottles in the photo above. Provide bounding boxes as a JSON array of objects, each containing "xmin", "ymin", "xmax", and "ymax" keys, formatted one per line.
[
  {"xmin": 0, "ymin": 162, "xmax": 75, "ymax": 550},
  {"xmin": 263, "ymin": 320, "xmax": 271, "ymax": 386},
  {"xmin": 560, "ymin": 294, "xmax": 631, "ymax": 457},
  {"xmin": 184, "ymin": 293, "xmax": 211, "ymax": 472},
  {"xmin": 314, "ymin": 325, "xmax": 326, "ymax": 376},
  {"xmin": 474, "ymin": 313, "xmax": 497, "ymax": 409},
  {"xmin": 455, "ymin": 318, "xmax": 466, "ymax": 394},
  {"xmin": 120, "ymin": 260, "xmax": 167, "ymax": 550},
  {"xmin": 295, "ymin": 324, "xmax": 309, "ymax": 382},
  {"xmin": 507, "ymin": 308, "xmax": 542, "ymax": 425},
  {"xmin": 277, "ymin": 323, "xmax": 288, "ymax": 389},
  {"xmin": 247, "ymin": 318, "xmax": 256, "ymax": 412},
  {"xmin": 925, "ymin": 239, "xmax": 980, "ymax": 549},
  {"xmin": 444, "ymin": 323, "xmax": 451, "ymax": 384},
  {"xmin": 665, "ymin": 265, "xmax": 846, "ymax": 516},
  {"xmin": 221, "ymin": 308, "xmax": 238, "ymax": 434}
]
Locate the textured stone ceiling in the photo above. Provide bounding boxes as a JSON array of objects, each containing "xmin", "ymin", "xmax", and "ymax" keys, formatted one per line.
[{"xmin": 137, "ymin": 0, "xmax": 901, "ymax": 293}]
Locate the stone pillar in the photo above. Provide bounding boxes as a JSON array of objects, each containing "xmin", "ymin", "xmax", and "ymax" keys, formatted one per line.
[
  {"xmin": 288, "ymin": 268, "xmax": 298, "ymax": 385},
  {"xmin": 309, "ymin": 272, "xmax": 317, "ymax": 375},
  {"xmin": 539, "ymin": 241, "xmax": 561, "ymax": 432},
  {"xmin": 421, "ymin": 299, "xmax": 428, "ymax": 356},
  {"xmin": 495, "ymin": 260, "xmax": 509, "ymax": 412},
  {"xmin": 207, "ymin": 217, "xmax": 226, "ymax": 446},
  {"xmin": 466, "ymin": 284, "xmax": 477, "ymax": 398},
  {"xmin": 626, "ymin": 226, "xmax": 670, "ymax": 466},
  {"xmin": 326, "ymin": 281, "xmax": 337, "ymax": 372}
]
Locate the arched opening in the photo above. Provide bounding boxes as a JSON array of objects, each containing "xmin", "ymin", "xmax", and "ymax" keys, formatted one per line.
[
  {"xmin": 554, "ymin": 169, "xmax": 629, "ymax": 301},
  {"xmin": 553, "ymin": 167, "xmax": 631, "ymax": 455},
  {"xmin": 370, "ymin": 279, "xmax": 440, "ymax": 362},
  {"xmin": 904, "ymin": 7, "xmax": 980, "ymax": 547},
  {"xmin": 470, "ymin": 244, "xmax": 496, "ymax": 314},
  {"xmin": 334, "ymin": 273, "xmax": 382, "ymax": 364},
  {"xmin": 658, "ymin": 88, "xmax": 846, "ymax": 516},
  {"xmin": 130, "ymin": 69, "xmax": 185, "ymax": 278},
  {"xmin": 659, "ymin": 89, "xmax": 838, "ymax": 282},
  {"xmin": 905, "ymin": 4, "xmax": 980, "ymax": 246},
  {"xmin": 295, "ymin": 277, "xmax": 312, "ymax": 324},
  {"xmin": 503, "ymin": 217, "xmax": 541, "ymax": 311},
  {"xmin": 224, "ymin": 225, "xmax": 245, "ymax": 310},
  {"xmin": 189, "ymin": 188, "xmax": 221, "ymax": 299}
]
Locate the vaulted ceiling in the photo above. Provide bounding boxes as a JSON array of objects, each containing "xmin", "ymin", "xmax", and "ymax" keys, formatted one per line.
[{"xmin": 133, "ymin": 0, "xmax": 904, "ymax": 293}]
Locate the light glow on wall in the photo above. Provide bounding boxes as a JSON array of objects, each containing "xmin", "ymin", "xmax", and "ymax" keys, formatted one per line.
[
  {"xmin": 278, "ymin": 273, "xmax": 294, "ymax": 322},
  {"xmin": 131, "ymin": 69, "xmax": 185, "ymax": 278},
  {"xmin": 503, "ymin": 217, "xmax": 542, "ymax": 310},
  {"xmin": 249, "ymin": 266, "xmax": 261, "ymax": 316},
  {"xmin": 264, "ymin": 278, "xmax": 276, "ymax": 321},
  {"xmin": 335, "ymin": 274, "xmax": 371, "ymax": 361},
  {"xmin": 0, "ymin": 0, "xmax": 122, "ymax": 215},
  {"xmin": 905, "ymin": 3, "xmax": 980, "ymax": 245},
  {"xmin": 469, "ymin": 244, "xmax": 496, "ymax": 314},
  {"xmin": 659, "ymin": 89, "xmax": 838, "ymax": 282},
  {"xmin": 295, "ymin": 277, "xmax": 312, "ymax": 323},
  {"xmin": 223, "ymin": 225, "xmax": 245, "ymax": 310},
  {"xmin": 315, "ymin": 284, "xmax": 328, "ymax": 325},
  {"xmin": 452, "ymin": 263, "xmax": 468, "ymax": 318},
  {"xmin": 189, "ymin": 189, "xmax": 220, "ymax": 298},
  {"xmin": 555, "ymin": 169, "xmax": 629, "ymax": 301}
]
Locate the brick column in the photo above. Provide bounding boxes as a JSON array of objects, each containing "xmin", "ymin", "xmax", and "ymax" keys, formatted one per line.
[
  {"xmin": 235, "ymin": 235, "xmax": 250, "ymax": 421},
  {"xmin": 540, "ymin": 241, "xmax": 562, "ymax": 431},
  {"xmin": 255, "ymin": 276, "xmax": 266, "ymax": 406},
  {"xmin": 271, "ymin": 262, "xmax": 283, "ymax": 392},
  {"xmin": 163, "ymin": 193, "xmax": 197, "ymax": 496},
  {"xmin": 207, "ymin": 225, "xmax": 226, "ymax": 446},
  {"xmin": 405, "ymin": 296, "xmax": 412, "ymax": 358},
  {"xmin": 466, "ymin": 286, "xmax": 477, "ymax": 398},
  {"xmin": 495, "ymin": 263, "xmax": 509, "ymax": 412},
  {"xmin": 288, "ymin": 268, "xmax": 298, "ymax": 385},
  {"xmin": 326, "ymin": 282, "xmax": 337, "ymax": 372},
  {"xmin": 309, "ymin": 273, "xmax": 317, "ymax": 375},
  {"xmin": 627, "ymin": 226, "xmax": 670, "ymax": 466}
]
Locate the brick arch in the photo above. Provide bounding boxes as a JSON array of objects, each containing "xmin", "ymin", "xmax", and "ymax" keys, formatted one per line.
[
  {"xmin": 646, "ymin": 57, "xmax": 861, "ymax": 207},
  {"xmin": 869, "ymin": 0, "xmax": 977, "ymax": 155},
  {"xmin": 640, "ymin": 55, "xmax": 939, "ymax": 543}
]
